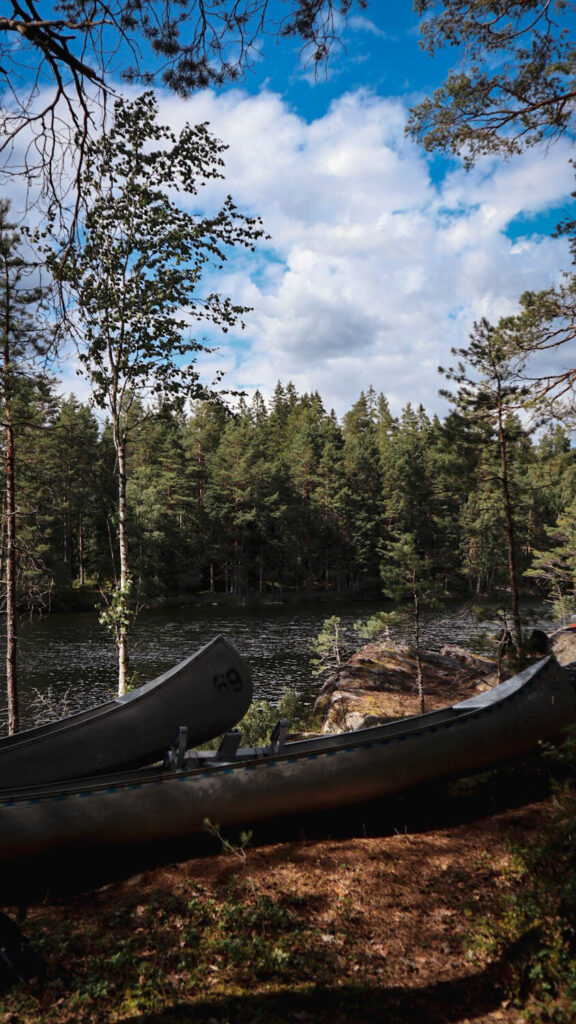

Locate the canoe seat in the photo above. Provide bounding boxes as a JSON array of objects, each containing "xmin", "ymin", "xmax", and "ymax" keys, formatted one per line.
[
  {"xmin": 166, "ymin": 726, "xmax": 188, "ymax": 771},
  {"xmin": 267, "ymin": 719, "xmax": 288, "ymax": 755},
  {"xmin": 215, "ymin": 730, "xmax": 242, "ymax": 763}
]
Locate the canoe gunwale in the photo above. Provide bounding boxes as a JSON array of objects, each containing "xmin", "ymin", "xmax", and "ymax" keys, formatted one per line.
[
  {"xmin": 0, "ymin": 636, "xmax": 233, "ymax": 751},
  {"xmin": 0, "ymin": 635, "xmax": 253, "ymax": 789},
  {"xmin": 0, "ymin": 634, "xmax": 234, "ymax": 749},
  {"xmin": 0, "ymin": 655, "xmax": 575, "ymax": 882},
  {"xmin": 1, "ymin": 655, "xmax": 572, "ymax": 808}
]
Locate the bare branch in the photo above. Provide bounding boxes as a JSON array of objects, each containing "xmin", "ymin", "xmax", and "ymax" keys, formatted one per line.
[{"xmin": 0, "ymin": 1, "xmax": 364, "ymax": 231}]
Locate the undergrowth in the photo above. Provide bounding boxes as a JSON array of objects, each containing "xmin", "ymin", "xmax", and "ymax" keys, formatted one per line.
[
  {"xmin": 468, "ymin": 728, "xmax": 576, "ymax": 1022},
  {"xmin": 2, "ymin": 877, "xmax": 330, "ymax": 1022},
  {"xmin": 204, "ymin": 686, "xmax": 320, "ymax": 750}
]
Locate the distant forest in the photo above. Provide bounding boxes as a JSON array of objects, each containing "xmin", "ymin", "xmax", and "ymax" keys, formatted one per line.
[{"xmin": 7, "ymin": 379, "xmax": 576, "ymax": 613}]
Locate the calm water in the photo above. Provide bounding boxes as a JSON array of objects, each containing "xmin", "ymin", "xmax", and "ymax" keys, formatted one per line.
[{"xmin": 4, "ymin": 600, "xmax": 558, "ymax": 730}]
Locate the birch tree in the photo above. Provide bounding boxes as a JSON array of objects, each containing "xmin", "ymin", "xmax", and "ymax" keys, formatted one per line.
[{"xmin": 46, "ymin": 92, "xmax": 264, "ymax": 694}]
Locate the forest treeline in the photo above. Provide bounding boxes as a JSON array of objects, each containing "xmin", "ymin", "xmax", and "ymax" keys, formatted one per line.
[{"xmin": 9, "ymin": 379, "xmax": 576, "ymax": 613}]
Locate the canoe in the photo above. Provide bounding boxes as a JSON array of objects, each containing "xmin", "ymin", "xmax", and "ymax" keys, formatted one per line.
[
  {"xmin": 0, "ymin": 636, "xmax": 252, "ymax": 789},
  {"xmin": 0, "ymin": 656, "xmax": 574, "ymax": 874}
]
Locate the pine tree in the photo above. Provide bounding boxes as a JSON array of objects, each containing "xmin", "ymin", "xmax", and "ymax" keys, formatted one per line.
[
  {"xmin": 341, "ymin": 391, "xmax": 383, "ymax": 593},
  {"xmin": 183, "ymin": 399, "xmax": 232, "ymax": 593},
  {"xmin": 525, "ymin": 498, "xmax": 576, "ymax": 625},
  {"xmin": 380, "ymin": 533, "xmax": 442, "ymax": 713},
  {"xmin": 44, "ymin": 396, "xmax": 103, "ymax": 588},
  {"xmin": 383, "ymin": 403, "xmax": 436, "ymax": 555},
  {"xmin": 127, "ymin": 402, "xmax": 193, "ymax": 601},
  {"xmin": 283, "ymin": 392, "xmax": 333, "ymax": 590},
  {"xmin": 312, "ymin": 411, "xmax": 347, "ymax": 591},
  {"xmin": 0, "ymin": 202, "xmax": 55, "ymax": 732},
  {"xmin": 440, "ymin": 319, "xmax": 531, "ymax": 654},
  {"xmin": 204, "ymin": 408, "xmax": 285, "ymax": 596}
]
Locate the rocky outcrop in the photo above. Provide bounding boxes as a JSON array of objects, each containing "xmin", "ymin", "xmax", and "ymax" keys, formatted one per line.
[
  {"xmin": 549, "ymin": 626, "xmax": 576, "ymax": 667},
  {"xmin": 314, "ymin": 642, "xmax": 498, "ymax": 733},
  {"xmin": 313, "ymin": 626, "xmax": 576, "ymax": 734}
]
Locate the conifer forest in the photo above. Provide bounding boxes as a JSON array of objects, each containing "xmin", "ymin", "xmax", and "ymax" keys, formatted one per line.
[{"xmin": 7, "ymin": 379, "xmax": 576, "ymax": 615}]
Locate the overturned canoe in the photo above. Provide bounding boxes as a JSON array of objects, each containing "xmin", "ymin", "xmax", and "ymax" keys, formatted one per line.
[
  {"xmin": 0, "ymin": 636, "xmax": 252, "ymax": 789},
  {"xmin": 0, "ymin": 656, "xmax": 575, "ymax": 876}
]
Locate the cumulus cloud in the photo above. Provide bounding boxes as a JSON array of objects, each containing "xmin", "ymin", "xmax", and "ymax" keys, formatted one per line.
[
  {"xmin": 156, "ymin": 85, "xmax": 575, "ymax": 418},
  {"xmin": 10, "ymin": 81, "xmax": 572, "ymax": 420}
]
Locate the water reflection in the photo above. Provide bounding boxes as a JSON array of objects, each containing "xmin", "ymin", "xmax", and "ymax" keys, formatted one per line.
[{"xmin": 10, "ymin": 601, "xmax": 557, "ymax": 729}]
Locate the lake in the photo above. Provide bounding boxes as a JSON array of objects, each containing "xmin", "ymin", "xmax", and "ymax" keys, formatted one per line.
[{"xmin": 5, "ymin": 599, "xmax": 558, "ymax": 730}]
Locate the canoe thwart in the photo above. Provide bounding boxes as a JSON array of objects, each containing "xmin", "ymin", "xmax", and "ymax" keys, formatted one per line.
[
  {"xmin": 169, "ymin": 718, "xmax": 291, "ymax": 772},
  {"xmin": 166, "ymin": 726, "xmax": 188, "ymax": 772}
]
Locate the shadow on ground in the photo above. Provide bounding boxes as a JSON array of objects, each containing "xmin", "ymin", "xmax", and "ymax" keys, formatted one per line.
[
  {"xmin": 117, "ymin": 945, "xmax": 523, "ymax": 1024},
  {"xmin": 0, "ymin": 751, "xmax": 552, "ymax": 907}
]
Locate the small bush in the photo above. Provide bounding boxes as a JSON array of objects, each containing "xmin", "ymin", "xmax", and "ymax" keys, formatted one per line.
[{"xmin": 469, "ymin": 729, "xmax": 576, "ymax": 1020}]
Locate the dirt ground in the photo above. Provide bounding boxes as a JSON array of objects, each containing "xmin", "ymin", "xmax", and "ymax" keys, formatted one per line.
[
  {"xmin": 0, "ymin": 764, "xmax": 554, "ymax": 1024},
  {"xmin": 2, "ymin": 638, "xmax": 572, "ymax": 1023}
]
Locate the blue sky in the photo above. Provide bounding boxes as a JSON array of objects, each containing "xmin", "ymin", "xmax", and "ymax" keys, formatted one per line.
[
  {"xmin": 15, "ymin": 2, "xmax": 576, "ymax": 418},
  {"xmin": 237, "ymin": 4, "xmax": 434, "ymax": 115}
]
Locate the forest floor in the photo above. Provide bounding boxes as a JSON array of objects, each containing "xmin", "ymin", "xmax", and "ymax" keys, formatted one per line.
[
  {"xmin": 0, "ymin": 773, "xmax": 554, "ymax": 1024},
  {"xmin": 2, "ymin": 634, "xmax": 574, "ymax": 1024},
  {"xmin": 4, "ymin": 630, "xmax": 573, "ymax": 1024}
]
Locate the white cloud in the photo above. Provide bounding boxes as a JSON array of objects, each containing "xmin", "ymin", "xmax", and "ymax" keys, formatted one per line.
[
  {"xmin": 155, "ymin": 85, "xmax": 575, "ymax": 418},
  {"xmin": 348, "ymin": 15, "xmax": 390, "ymax": 39},
  {"xmin": 9, "ymin": 82, "xmax": 573, "ymax": 421}
]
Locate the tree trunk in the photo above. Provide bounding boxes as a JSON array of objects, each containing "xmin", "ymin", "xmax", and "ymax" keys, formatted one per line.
[
  {"xmin": 5, "ymin": 409, "xmax": 18, "ymax": 734},
  {"xmin": 78, "ymin": 509, "xmax": 84, "ymax": 585},
  {"xmin": 413, "ymin": 580, "xmax": 425, "ymax": 714},
  {"xmin": 115, "ymin": 431, "xmax": 130, "ymax": 696},
  {"xmin": 2, "ymin": 264, "xmax": 18, "ymax": 734},
  {"xmin": 497, "ymin": 400, "xmax": 523, "ymax": 655}
]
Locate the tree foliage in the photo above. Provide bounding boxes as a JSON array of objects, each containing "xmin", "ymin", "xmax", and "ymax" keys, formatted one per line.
[
  {"xmin": 310, "ymin": 615, "xmax": 347, "ymax": 679},
  {"xmin": 408, "ymin": 2, "xmax": 576, "ymax": 411},
  {"xmin": 525, "ymin": 498, "xmax": 576, "ymax": 623},
  {"xmin": 0, "ymin": 200, "xmax": 56, "ymax": 732},
  {"xmin": 440, "ymin": 318, "xmax": 532, "ymax": 652},
  {"xmin": 44, "ymin": 91, "xmax": 264, "ymax": 692},
  {"xmin": 2, "ymin": 376, "xmax": 576, "ymax": 644},
  {"xmin": 380, "ymin": 532, "xmax": 443, "ymax": 711},
  {"xmin": 0, "ymin": 0, "xmax": 365, "ymax": 217},
  {"xmin": 408, "ymin": 0, "xmax": 576, "ymax": 167},
  {"xmin": 494, "ymin": 270, "xmax": 576, "ymax": 414}
]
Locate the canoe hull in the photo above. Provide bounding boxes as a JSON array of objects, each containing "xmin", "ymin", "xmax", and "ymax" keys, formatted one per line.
[
  {"xmin": 0, "ymin": 636, "xmax": 252, "ymax": 788},
  {"xmin": 0, "ymin": 657, "xmax": 574, "ymax": 877}
]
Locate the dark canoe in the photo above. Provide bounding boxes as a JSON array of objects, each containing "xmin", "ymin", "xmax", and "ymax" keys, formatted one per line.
[
  {"xmin": 0, "ymin": 636, "xmax": 252, "ymax": 789},
  {"xmin": 0, "ymin": 656, "xmax": 575, "ymax": 876}
]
